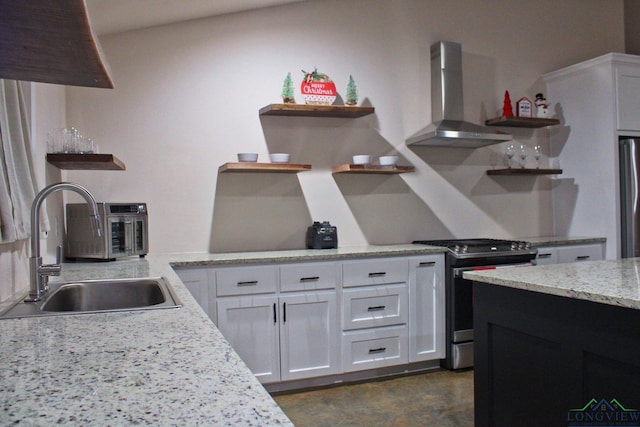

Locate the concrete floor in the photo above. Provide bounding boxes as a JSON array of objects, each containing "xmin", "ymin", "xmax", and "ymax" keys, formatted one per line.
[{"xmin": 273, "ymin": 369, "xmax": 474, "ymax": 427}]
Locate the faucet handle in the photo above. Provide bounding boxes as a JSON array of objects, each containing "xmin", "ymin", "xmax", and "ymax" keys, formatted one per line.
[{"xmin": 55, "ymin": 245, "xmax": 62, "ymax": 264}]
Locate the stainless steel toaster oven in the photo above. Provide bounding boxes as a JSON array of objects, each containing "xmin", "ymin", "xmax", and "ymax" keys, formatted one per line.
[{"xmin": 64, "ymin": 202, "xmax": 148, "ymax": 261}]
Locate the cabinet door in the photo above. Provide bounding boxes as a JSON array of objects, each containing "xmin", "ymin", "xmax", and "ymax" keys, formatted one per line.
[
  {"xmin": 216, "ymin": 295, "xmax": 280, "ymax": 384},
  {"xmin": 279, "ymin": 291, "xmax": 339, "ymax": 381},
  {"xmin": 408, "ymin": 256, "xmax": 445, "ymax": 363},
  {"xmin": 534, "ymin": 247, "xmax": 558, "ymax": 266},
  {"xmin": 557, "ymin": 243, "xmax": 604, "ymax": 263},
  {"xmin": 174, "ymin": 268, "xmax": 211, "ymax": 319},
  {"xmin": 617, "ymin": 68, "xmax": 640, "ymax": 131}
]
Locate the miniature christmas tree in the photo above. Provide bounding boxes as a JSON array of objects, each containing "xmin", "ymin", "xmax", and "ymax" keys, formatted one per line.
[
  {"xmin": 345, "ymin": 75, "xmax": 358, "ymax": 106},
  {"xmin": 502, "ymin": 90, "xmax": 514, "ymax": 117},
  {"xmin": 281, "ymin": 72, "xmax": 295, "ymax": 104}
]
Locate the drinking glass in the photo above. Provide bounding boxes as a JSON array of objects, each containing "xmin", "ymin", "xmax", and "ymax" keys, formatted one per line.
[
  {"xmin": 505, "ymin": 143, "xmax": 516, "ymax": 168},
  {"xmin": 518, "ymin": 144, "xmax": 527, "ymax": 168},
  {"xmin": 533, "ymin": 144, "xmax": 542, "ymax": 168}
]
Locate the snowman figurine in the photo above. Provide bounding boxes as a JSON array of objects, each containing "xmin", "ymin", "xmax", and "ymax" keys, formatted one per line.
[{"xmin": 535, "ymin": 93, "xmax": 549, "ymax": 118}]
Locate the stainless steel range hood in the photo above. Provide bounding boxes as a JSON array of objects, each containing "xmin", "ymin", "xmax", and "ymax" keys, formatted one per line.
[{"xmin": 407, "ymin": 41, "xmax": 511, "ymax": 148}]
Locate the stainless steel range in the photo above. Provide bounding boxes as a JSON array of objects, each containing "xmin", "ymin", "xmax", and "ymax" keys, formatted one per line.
[{"xmin": 413, "ymin": 238, "xmax": 537, "ymax": 370}]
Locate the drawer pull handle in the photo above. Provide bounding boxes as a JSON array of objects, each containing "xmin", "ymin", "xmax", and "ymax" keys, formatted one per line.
[
  {"xmin": 418, "ymin": 261, "xmax": 436, "ymax": 267},
  {"xmin": 368, "ymin": 272, "xmax": 386, "ymax": 277},
  {"xmin": 576, "ymin": 255, "xmax": 590, "ymax": 260},
  {"xmin": 273, "ymin": 303, "xmax": 277, "ymax": 323},
  {"xmin": 367, "ymin": 305, "xmax": 386, "ymax": 311},
  {"xmin": 369, "ymin": 347, "xmax": 387, "ymax": 354},
  {"xmin": 300, "ymin": 276, "xmax": 320, "ymax": 282},
  {"xmin": 237, "ymin": 280, "xmax": 258, "ymax": 286},
  {"xmin": 538, "ymin": 253, "xmax": 552, "ymax": 258}
]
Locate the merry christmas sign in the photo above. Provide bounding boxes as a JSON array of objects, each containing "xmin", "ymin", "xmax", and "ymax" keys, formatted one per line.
[{"xmin": 301, "ymin": 68, "xmax": 337, "ymax": 105}]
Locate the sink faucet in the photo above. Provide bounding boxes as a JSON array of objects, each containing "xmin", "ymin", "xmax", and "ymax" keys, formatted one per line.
[{"xmin": 26, "ymin": 182, "xmax": 102, "ymax": 302}]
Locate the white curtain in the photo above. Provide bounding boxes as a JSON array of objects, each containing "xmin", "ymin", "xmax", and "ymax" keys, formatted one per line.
[{"xmin": 0, "ymin": 79, "xmax": 43, "ymax": 244}]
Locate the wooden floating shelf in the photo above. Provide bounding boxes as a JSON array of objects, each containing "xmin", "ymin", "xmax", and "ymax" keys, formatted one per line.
[
  {"xmin": 46, "ymin": 153, "xmax": 126, "ymax": 170},
  {"xmin": 332, "ymin": 164, "xmax": 415, "ymax": 174},
  {"xmin": 219, "ymin": 162, "xmax": 312, "ymax": 173},
  {"xmin": 485, "ymin": 116, "xmax": 560, "ymax": 128},
  {"xmin": 487, "ymin": 168, "xmax": 562, "ymax": 176},
  {"xmin": 259, "ymin": 103, "xmax": 375, "ymax": 118}
]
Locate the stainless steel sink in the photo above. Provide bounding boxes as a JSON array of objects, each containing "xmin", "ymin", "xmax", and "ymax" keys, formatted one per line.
[{"xmin": 0, "ymin": 277, "xmax": 181, "ymax": 319}]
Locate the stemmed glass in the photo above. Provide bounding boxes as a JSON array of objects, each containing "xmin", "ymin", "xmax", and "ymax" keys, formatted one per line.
[
  {"xmin": 518, "ymin": 144, "xmax": 527, "ymax": 168},
  {"xmin": 505, "ymin": 143, "xmax": 516, "ymax": 168},
  {"xmin": 533, "ymin": 144, "xmax": 542, "ymax": 169}
]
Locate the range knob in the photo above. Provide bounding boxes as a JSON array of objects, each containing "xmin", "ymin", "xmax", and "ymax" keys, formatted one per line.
[
  {"xmin": 462, "ymin": 245, "xmax": 469, "ymax": 253},
  {"xmin": 511, "ymin": 242, "xmax": 517, "ymax": 250},
  {"xmin": 453, "ymin": 245, "xmax": 460, "ymax": 253}
]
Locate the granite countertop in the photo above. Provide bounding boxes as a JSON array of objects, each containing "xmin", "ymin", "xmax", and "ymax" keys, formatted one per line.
[
  {"xmin": 0, "ymin": 244, "xmax": 443, "ymax": 425},
  {"xmin": 517, "ymin": 236, "xmax": 606, "ymax": 247},
  {"xmin": 464, "ymin": 257, "xmax": 640, "ymax": 310}
]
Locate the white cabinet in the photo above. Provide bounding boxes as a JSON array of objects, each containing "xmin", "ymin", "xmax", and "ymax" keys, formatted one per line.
[
  {"xmin": 533, "ymin": 243, "xmax": 605, "ymax": 265},
  {"xmin": 174, "ymin": 268, "xmax": 211, "ymax": 318},
  {"xmin": 342, "ymin": 326, "xmax": 408, "ymax": 372},
  {"xmin": 616, "ymin": 66, "xmax": 640, "ymax": 131},
  {"xmin": 176, "ymin": 253, "xmax": 445, "ymax": 386},
  {"xmin": 340, "ymin": 258, "xmax": 410, "ymax": 372},
  {"xmin": 557, "ymin": 243, "xmax": 605, "ymax": 263},
  {"xmin": 544, "ymin": 53, "xmax": 640, "ymax": 259},
  {"xmin": 408, "ymin": 256, "xmax": 445, "ymax": 363},
  {"xmin": 279, "ymin": 291, "xmax": 339, "ymax": 381},
  {"xmin": 215, "ymin": 262, "xmax": 339, "ymax": 384},
  {"xmin": 216, "ymin": 295, "xmax": 280, "ymax": 383},
  {"xmin": 533, "ymin": 247, "xmax": 558, "ymax": 266}
]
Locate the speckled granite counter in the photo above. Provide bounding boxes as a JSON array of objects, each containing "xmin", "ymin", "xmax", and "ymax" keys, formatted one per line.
[
  {"xmin": 518, "ymin": 235, "xmax": 606, "ymax": 247},
  {"xmin": 0, "ymin": 244, "xmax": 443, "ymax": 425},
  {"xmin": 465, "ymin": 257, "xmax": 640, "ymax": 310},
  {"xmin": 168, "ymin": 244, "xmax": 447, "ymax": 268}
]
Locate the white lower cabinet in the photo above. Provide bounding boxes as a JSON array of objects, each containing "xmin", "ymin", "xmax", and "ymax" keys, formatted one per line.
[
  {"xmin": 278, "ymin": 292, "xmax": 339, "ymax": 381},
  {"xmin": 176, "ymin": 253, "xmax": 445, "ymax": 387},
  {"xmin": 408, "ymin": 255, "xmax": 445, "ymax": 362},
  {"xmin": 216, "ymin": 295, "xmax": 281, "ymax": 383},
  {"xmin": 174, "ymin": 268, "xmax": 211, "ymax": 318},
  {"xmin": 534, "ymin": 243, "xmax": 605, "ymax": 265},
  {"xmin": 215, "ymin": 262, "xmax": 339, "ymax": 384}
]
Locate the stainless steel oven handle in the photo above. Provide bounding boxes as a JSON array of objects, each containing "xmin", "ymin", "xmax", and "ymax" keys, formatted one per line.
[{"xmin": 453, "ymin": 263, "xmax": 532, "ymax": 278}]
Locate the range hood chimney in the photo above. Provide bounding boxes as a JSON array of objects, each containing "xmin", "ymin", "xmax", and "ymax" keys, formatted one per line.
[{"xmin": 407, "ymin": 41, "xmax": 511, "ymax": 148}]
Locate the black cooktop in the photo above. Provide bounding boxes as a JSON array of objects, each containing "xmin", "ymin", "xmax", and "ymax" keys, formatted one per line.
[{"xmin": 413, "ymin": 238, "xmax": 533, "ymax": 255}]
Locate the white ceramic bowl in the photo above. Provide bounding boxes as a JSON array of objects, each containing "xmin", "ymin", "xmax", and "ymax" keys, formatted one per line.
[
  {"xmin": 352, "ymin": 155, "xmax": 372, "ymax": 165},
  {"xmin": 237, "ymin": 152, "xmax": 258, "ymax": 162},
  {"xmin": 379, "ymin": 155, "xmax": 399, "ymax": 166},
  {"xmin": 269, "ymin": 153, "xmax": 291, "ymax": 163}
]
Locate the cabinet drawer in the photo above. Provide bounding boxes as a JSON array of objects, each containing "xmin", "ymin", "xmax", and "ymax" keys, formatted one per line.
[
  {"xmin": 557, "ymin": 244, "xmax": 604, "ymax": 264},
  {"xmin": 342, "ymin": 326, "xmax": 408, "ymax": 372},
  {"xmin": 342, "ymin": 258, "xmax": 408, "ymax": 287},
  {"xmin": 534, "ymin": 247, "xmax": 558, "ymax": 265},
  {"xmin": 342, "ymin": 284, "xmax": 408, "ymax": 330},
  {"xmin": 280, "ymin": 262, "xmax": 337, "ymax": 292},
  {"xmin": 216, "ymin": 265, "xmax": 278, "ymax": 296}
]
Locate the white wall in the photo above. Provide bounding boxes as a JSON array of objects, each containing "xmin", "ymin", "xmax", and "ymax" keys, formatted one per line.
[
  {"xmin": 0, "ymin": 0, "xmax": 625, "ymax": 300},
  {"xmin": 61, "ymin": 0, "xmax": 624, "ymax": 255}
]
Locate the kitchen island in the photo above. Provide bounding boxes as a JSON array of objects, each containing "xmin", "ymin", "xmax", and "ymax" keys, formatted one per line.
[
  {"xmin": 465, "ymin": 258, "xmax": 640, "ymax": 427},
  {"xmin": 0, "ymin": 244, "xmax": 444, "ymax": 425}
]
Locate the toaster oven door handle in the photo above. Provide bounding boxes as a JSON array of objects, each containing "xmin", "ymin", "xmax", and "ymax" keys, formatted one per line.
[{"xmin": 124, "ymin": 220, "xmax": 133, "ymax": 255}]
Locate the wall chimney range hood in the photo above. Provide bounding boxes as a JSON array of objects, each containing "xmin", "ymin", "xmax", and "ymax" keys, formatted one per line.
[{"xmin": 407, "ymin": 41, "xmax": 511, "ymax": 148}]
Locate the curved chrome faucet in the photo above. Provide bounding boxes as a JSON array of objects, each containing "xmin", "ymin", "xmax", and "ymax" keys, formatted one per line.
[{"xmin": 26, "ymin": 182, "xmax": 102, "ymax": 302}]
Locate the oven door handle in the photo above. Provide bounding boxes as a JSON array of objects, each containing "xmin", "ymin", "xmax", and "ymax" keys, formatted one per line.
[{"xmin": 453, "ymin": 263, "xmax": 532, "ymax": 278}]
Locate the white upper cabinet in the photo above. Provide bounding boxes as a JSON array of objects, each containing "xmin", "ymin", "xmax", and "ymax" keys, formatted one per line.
[{"xmin": 616, "ymin": 66, "xmax": 640, "ymax": 131}]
